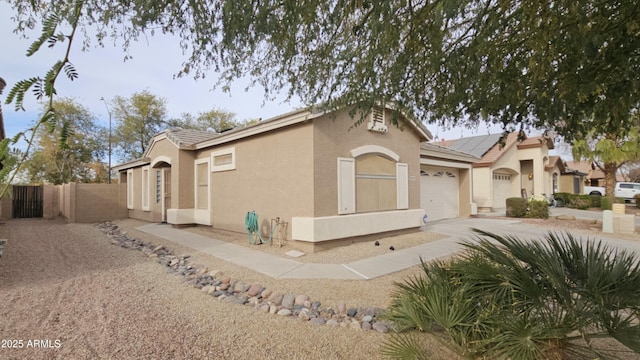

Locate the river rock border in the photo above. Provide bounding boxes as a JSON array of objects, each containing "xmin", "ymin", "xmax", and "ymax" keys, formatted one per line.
[{"xmin": 97, "ymin": 222, "xmax": 391, "ymax": 333}]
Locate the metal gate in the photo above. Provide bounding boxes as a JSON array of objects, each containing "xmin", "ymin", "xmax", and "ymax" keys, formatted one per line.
[{"xmin": 12, "ymin": 185, "xmax": 43, "ymax": 218}]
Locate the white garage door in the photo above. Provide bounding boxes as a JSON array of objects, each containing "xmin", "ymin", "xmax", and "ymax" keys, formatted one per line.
[
  {"xmin": 420, "ymin": 166, "xmax": 459, "ymax": 222},
  {"xmin": 492, "ymin": 173, "xmax": 512, "ymax": 209}
]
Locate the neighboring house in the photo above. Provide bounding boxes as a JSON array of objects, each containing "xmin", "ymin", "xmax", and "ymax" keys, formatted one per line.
[
  {"xmin": 419, "ymin": 143, "xmax": 479, "ymax": 222},
  {"xmin": 565, "ymin": 160, "xmax": 627, "ymax": 186},
  {"xmin": 113, "ymin": 105, "xmax": 431, "ymax": 252},
  {"xmin": 546, "ymin": 156, "xmax": 587, "ymax": 195},
  {"xmin": 439, "ymin": 132, "xmax": 556, "ymax": 211}
]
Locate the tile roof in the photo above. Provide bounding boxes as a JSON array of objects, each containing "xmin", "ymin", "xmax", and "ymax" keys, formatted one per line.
[
  {"xmin": 164, "ymin": 128, "xmax": 220, "ymax": 148},
  {"xmin": 420, "ymin": 142, "xmax": 480, "ymax": 163}
]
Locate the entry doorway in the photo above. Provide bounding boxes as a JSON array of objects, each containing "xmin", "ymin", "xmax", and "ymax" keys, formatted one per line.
[{"xmin": 162, "ymin": 169, "xmax": 171, "ymax": 223}]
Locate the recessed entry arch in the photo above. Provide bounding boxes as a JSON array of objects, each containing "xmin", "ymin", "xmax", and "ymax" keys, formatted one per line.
[{"xmin": 151, "ymin": 156, "xmax": 172, "ymax": 168}]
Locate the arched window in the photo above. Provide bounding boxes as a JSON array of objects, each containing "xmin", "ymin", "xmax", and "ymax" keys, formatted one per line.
[{"xmin": 355, "ymin": 154, "xmax": 397, "ymax": 212}]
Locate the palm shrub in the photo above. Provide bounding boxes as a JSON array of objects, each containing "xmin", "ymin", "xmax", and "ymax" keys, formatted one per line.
[{"xmin": 381, "ymin": 230, "xmax": 640, "ymax": 360}]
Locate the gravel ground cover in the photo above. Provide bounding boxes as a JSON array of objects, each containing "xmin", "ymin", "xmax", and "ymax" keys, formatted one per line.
[
  {"xmin": 0, "ymin": 218, "xmax": 455, "ymax": 360},
  {"xmin": 0, "ymin": 214, "xmax": 637, "ymax": 360}
]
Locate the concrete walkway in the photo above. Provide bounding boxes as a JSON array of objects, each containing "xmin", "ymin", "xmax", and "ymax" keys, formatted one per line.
[{"xmin": 136, "ymin": 211, "xmax": 639, "ymax": 281}]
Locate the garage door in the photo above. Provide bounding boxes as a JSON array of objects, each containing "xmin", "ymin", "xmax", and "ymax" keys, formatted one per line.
[
  {"xmin": 492, "ymin": 173, "xmax": 512, "ymax": 209},
  {"xmin": 420, "ymin": 166, "xmax": 459, "ymax": 222}
]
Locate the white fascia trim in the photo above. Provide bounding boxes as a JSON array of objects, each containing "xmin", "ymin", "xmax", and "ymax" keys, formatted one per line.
[
  {"xmin": 194, "ymin": 157, "xmax": 211, "ymax": 210},
  {"xmin": 420, "ymin": 158, "xmax": 473, "ymax": 170},
  {"xmin": 292, "ymin": 209, "xmax": 425, "ymax": 242},
  {"xmin": 196, "ymin": 110, "xmax": 317, "ymax": 149},
  {"xmin": 112, "ymin": 158, "xmax": 151, "ymax": 172},
  {"xmin": 350, "ymin": 145, "xmax": 400, "ymax": 161}
]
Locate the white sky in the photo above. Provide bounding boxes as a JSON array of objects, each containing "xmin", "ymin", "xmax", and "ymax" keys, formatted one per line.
[{"xmin": 1, "ymin": 2, "xmax": 542, "ymax": 156}]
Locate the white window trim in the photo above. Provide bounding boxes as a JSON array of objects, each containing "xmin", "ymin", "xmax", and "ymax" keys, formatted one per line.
[
  {"xmin": 126, "ymin": 169, "xmax": 134, "ymax": 209},
  {"xmin": 337, "ymin": 157, "xmax": 356, "ymax": 214},
  {"xmin": 396, "ymin": 163, "xmax": 409, "ymax": 210},
  {"xmin": 211, "ymin": 147, "xmax": 236, "ymax": 172},
  {"xmin": 155, "ymin": 170, "xmax": 162, "ymax": 204},
  {"xmin": 194, "ymin": 158, "xmax": 211, "ymax": 210},
  {"xmin": 141, "ymin": 166, "xmax": 150, "ymax": 211}
]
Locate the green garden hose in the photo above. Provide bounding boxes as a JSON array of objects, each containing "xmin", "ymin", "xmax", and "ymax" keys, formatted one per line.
[{"xmin": 244, "ymin": 211, "xmax": 277, "ymax": 245}]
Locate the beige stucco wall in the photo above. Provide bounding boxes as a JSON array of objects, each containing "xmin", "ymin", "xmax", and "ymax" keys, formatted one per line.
[
  {"xmin": 472, "ymin": 167, "xmax": 493, "ymax": 209},
  {"xmin": 560, "ymin": 175, "xmax": 584, "ymax": 194},
  {"xmin": 312, "ymin": 108, "xmax": 423, "ymax": 217},
  {"xmin": 200, "ymin": 122, "xmax": 315, "ymax": 236},
  {"xmin": 43, "ymin": 184, "xmax": 59, "ymax": 219},
  {"xmin": 53, "ymin": 183, "xmax": 127, "ymax": 223},
  {"xmin": 126, "ymin": 167, "xmax": 154, "ymax": 222},
  {"xmin": 458, "ymin": 168, "xmax": 472, "ymax": 217}
]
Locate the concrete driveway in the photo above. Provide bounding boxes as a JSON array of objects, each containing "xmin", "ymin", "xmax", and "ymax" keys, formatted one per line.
[{"xmin": 138, "ymin": 211, "xmax": 639, "ymax": 281}]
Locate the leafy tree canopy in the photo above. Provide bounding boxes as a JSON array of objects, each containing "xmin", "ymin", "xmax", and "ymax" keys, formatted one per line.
[
  {"xmin": 25, "ymin": 98, "xmax": 109, "ymax": 184},
  {"xmin": 109, "ymin": 90, "xmax": 167, "ymax": 161},
  {"xmin": 8, "ymin": 0, "xmax": 640, "ymax": 140},
  {"xmin": 166, "ymin": 108, "xmax": 238, "ymax": 133}
]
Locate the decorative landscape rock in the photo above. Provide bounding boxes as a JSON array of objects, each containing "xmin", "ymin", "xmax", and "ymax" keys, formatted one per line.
[{"xmin": 97, "ymin": 221, "xmax": 393, "ymax": 334}]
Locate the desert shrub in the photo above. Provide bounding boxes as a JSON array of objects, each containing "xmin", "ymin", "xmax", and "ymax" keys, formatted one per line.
[
  {"xmin": 553, "ymin": 192, "xmax": 572, "ymax": 207},
  {"xmin": 569, "ymin": 195, "xmax": 591, "ymax": 210},
  {"xmin": 601, "ymin": 196, "xmax": 625, "ymax": 210},
  {"xmin": 589, "ymin": 195, "xmax": 601, "ymax": 208},
  {"xmin": 382, "ymin": 231, "xmax": 640, "ymax": 360},
  {"xmin": 635, "ymin": 194, "xmax": 640, "ymax": 208},
  {"xmin": 526, "ymin": 200, "xmax": 549, "ymax": 219},
  {"xmin": 506, "ymin": 197, "xmax": 527, "ymax": 217}
]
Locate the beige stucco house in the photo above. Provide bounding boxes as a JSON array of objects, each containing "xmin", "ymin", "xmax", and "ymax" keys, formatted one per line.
[
  {"xmin": 547, "ymin": 156, "xmax": 587, "ymax": 195},
  {"xmin": 113, "ymin": 105, "xmax": 431, "ymax": 252},
  {"xmin": 440, "ymin": 132, "xmax": 558, "ymax": 211}
]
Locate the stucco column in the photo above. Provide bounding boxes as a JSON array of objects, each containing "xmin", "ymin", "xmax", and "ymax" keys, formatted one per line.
[{"xmin": 533, "ymin": 158, "xmax": 544, "ymax": 196}]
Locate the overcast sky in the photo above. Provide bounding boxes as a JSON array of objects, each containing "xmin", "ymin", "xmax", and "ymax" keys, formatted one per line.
[{"xmin": 1, "ymin": 2, "xmax": 527, "ymax": 156}]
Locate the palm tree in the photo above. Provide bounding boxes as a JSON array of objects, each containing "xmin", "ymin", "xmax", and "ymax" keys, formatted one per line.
[{"xmin": 382, "ymin": 230, "xmax": 640, "ymax": 359}]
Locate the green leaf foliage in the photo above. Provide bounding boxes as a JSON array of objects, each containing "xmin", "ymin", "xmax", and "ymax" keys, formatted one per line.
[
  {"xmin": 26, "ymin": 13, "xmax": 58, "ymax": 56},
  {"xmin": 7, "ymin": 0, "xmax": 640, "ymax": 139},
  {"xmin": 382, "ymin": 230, "xmax": 640, "ymax": 359},
  {"xmin": 6, "ymin": 77, "xmax": 40, "ymax": 111}
]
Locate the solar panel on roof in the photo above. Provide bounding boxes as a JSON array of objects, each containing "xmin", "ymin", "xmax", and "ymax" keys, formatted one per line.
[{"xmin": 448, "ymin": 133, "xmax": 502, "ymax": 158}]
